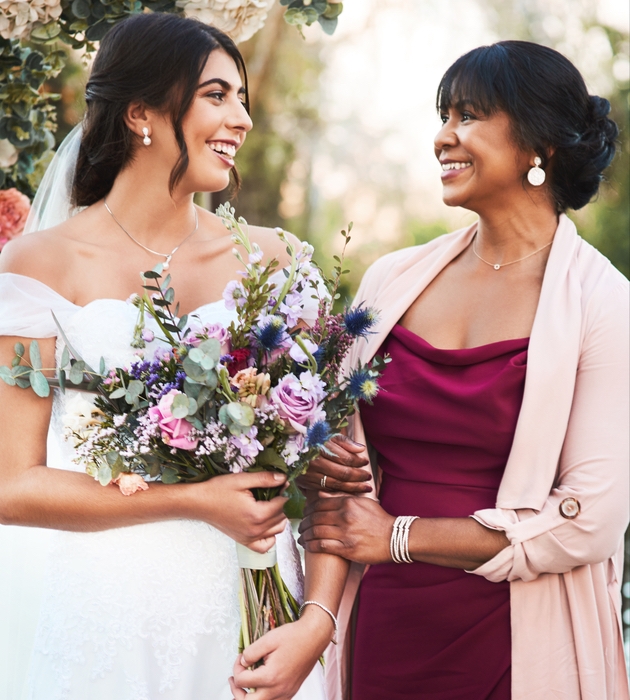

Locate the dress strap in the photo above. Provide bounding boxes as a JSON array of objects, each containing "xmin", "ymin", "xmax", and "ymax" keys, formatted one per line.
[{"xmin": 0, "ymin": 273, "xmax": 77, "ymax": 338}]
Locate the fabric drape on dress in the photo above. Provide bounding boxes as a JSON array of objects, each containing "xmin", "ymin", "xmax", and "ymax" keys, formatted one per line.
[{"xmin": 324, "ymin": 215, "xmax": 630, "ymax": 700}]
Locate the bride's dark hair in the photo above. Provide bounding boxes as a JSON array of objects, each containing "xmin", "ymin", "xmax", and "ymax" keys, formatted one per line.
[
  {"xmin": 437, "ymin": 41, "xmax": 618, "ymax": 212},
  {"xmin": 72, "ymin": 13, "xmax": 249, "ymax": 207}
]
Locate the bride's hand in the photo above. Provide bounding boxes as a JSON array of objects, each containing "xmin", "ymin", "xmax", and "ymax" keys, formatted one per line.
[
  {"xmin": 193, "ymin": 472, "xmax": 288, "ymax": 553},
  {"xmin": 229, "ymin": 609, "xmax": 333, "ymax": 700}
]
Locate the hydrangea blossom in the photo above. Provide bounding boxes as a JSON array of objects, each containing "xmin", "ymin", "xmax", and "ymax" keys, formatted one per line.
[{"xmin": 176, "ymin": 0, "xmax": 272, "ymax": 44}]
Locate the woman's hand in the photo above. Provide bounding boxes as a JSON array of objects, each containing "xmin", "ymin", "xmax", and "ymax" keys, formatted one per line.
[
  {"xmin": 298, "ymin": 495, "xmax": 394, "ymax": 565},
  {"xmin": 194, "ymin": 471, "xmax": 288, "ymax": 553},
  {"xmin": 229, "ymin": 608, "xmax": 333, "ymax": 700},
  {"xmin": 296, "ymin": 435, "xmax": 372, "ymax": 495}
]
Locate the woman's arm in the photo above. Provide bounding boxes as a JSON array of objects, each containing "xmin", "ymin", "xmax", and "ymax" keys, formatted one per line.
[
  {"xmin": 300, "ymin": 279, "xmax": 630, "ymax": 578},
  {"xmin": 0, "ymin": 335, "xmax": 289, "ymax": 552},
  {"xmin": 230, "ymin": 551, "xmax": 349, "ymax": 700},
  {"xmin": 298, "ymin": 494, "xmax": 509, "ymax": 570}
]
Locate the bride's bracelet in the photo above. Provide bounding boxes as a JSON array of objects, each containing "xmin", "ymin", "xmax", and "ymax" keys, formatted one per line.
[
  {"xmin": 390, "ymin": 515, "xmax": 419, "ymax": 564},
  {"xmin": 299, "ymin": 600, "xmax": 338, "ymax": 645}
]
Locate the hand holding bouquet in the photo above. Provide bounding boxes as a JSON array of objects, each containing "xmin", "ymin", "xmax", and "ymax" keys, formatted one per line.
[{"xmin": 0, "ymin": 205, "xmax": 389, "ymax": 659}]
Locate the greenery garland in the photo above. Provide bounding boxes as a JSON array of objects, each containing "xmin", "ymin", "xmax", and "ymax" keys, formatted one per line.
[{"xmin": 0, "ymin": 0, "xmax": 343, "ymax": 198}]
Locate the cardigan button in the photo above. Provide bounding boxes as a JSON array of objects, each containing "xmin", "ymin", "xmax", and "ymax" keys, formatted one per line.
[{"xmin": 559, "ymin": 497, "xmax": 580, "ymax": 519}]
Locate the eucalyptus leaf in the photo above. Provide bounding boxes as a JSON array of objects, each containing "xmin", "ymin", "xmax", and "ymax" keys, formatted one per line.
[
  {"xmin": 15, "ymin": 377, "xmax": 31, "ymax": 389},
  {"xmin": 188, "ymin": 348, "xmax": 203, "ymax": 363},
  {"xmin": 109, "ymin": 387, "xmax": 126, "ymax": 399},
  {"xmin": 61, "ymin": 346, "xmax": 70, "ymax": 368},
  {"xmin": 171, "ymin": 392, "xmax": 190, "ymax": 419},
  {"xmin": 126, "ymin": 380, "xmax": 144, "ymax": 398},
  {"xmin": 97, "ymin": 462, "xmax": 112, "ymax": 486},
  {"xmin": 69, "ymin": 361, "xmax": 85, "ymax": 385},
  {"xmin": 14, "ymin": 342, "xmax": 24, "ymax": 358},
  {"xmin": 200, "ymin": 354, "xmax": 216, "ymax": 371},
  {"xmin": 57, "ymin": 368, "xmax": 66, "ymax": 392},
  {"xmin": 30, "ymin": 370, "xmax": 50, "ymax": 397},
  {"xmin": 199, "ymin": 339, "xmax": 221, "ymax": 362},
  {"xmin": 0, "ymin": 366, "xmax": 16, "ymax": 386},
  {"xmin": 165, "ymin": 288, "xmax": 175, "ymax": 304},
  {"xmin": 183, "ymin": 378, "xmax": 201, "ymax": 399},
  {"xmin": 161, "ymin": 467, "xmax": 180, "ymax": 484},
  {"xmin": 99, "ymin": 357, "xmax": 106, "ymax": 376},
  {"xmin": 183, "ymin": 355, "xmax": 207, "ymax": 382},
  {"xmin": 29, "ymin": 340, "xmax": 42, "ymax": 370}
]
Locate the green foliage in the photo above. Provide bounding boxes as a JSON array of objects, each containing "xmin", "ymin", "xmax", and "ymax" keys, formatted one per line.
[
  {"xmin": 280, "ymin": 0, "xmax": 342, "ymax": 36},
  {"xmin": 0, "ymin": 38, "xmax": 63, "ymax": 196}
]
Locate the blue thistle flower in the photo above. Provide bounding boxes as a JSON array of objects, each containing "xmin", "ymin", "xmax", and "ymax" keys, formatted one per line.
[
  {"xmin": 347, "ymin": 367, "xmax": 380, "ymax": 403},
  {"xmin": 253, "ymin": 316, "xmax": 288, "ymax": 351},
  {"xmin": 306, "ymin": 420, "xmax": 333, "ymax": 449},
  {"xmin": 343, "ymin": 305, "xmax": 378, "ymax": 337}
]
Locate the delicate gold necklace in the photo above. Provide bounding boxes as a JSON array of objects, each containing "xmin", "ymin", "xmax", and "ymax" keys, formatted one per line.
[
  {"xmin": 472, "ymin": 233, "xmax": 553, "ymax": 271},
  {"xmin": 104, "ymin": 200, "xmax": 199, "ymax": 271}
]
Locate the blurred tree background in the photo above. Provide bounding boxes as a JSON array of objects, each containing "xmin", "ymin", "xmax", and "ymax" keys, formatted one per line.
[{"xmin": 48, "ymin": 0, "xmax": 629, "ymax": 650}]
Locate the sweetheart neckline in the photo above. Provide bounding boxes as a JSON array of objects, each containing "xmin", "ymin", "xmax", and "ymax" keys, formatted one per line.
[{"xmin": 0, "ymin": 271, "xmax": 255, "ymax": 318}]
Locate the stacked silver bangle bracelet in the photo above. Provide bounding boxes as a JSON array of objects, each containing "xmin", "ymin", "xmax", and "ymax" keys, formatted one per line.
[{"xmin": 390, "ymin": 515, "xmax": 419, "ymax": 564}]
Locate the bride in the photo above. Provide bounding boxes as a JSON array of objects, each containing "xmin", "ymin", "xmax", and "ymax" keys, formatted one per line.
[{"xmin": 0, "ymin": 13, "xmax": 346, "ymax": 700}]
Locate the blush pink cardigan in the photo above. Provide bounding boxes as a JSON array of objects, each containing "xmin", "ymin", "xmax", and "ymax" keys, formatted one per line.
[{"xmin": 324, "ymin": 214, "xmax": 629, "ymax": 700}]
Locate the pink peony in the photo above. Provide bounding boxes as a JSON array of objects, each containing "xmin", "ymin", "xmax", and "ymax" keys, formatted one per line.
[
  {"xmin": 113, "ymin": 472, "xmax": 149, "ymax": 496},
  {"xmin": 269, "ymin": 372, "xmax": 326, "ymax": 434},
  {"xmin": 148, "ymin": 390, "xmax": 198, "ymax": 450},
  {"xmin": 0, "ymin": 188, "xmax": 30, "ymax": 252}
]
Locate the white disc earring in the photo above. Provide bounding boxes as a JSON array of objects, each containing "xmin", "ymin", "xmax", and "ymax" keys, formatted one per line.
[
  {"xmin": 142, "ymin": 127, "xmax": 151, "ymax": 146},
  {"xmin": 527, "ymin": 156, "xmax": 545, "ymax": 186}
]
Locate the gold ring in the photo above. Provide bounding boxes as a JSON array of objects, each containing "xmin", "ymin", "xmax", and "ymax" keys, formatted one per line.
[{"xmin": 320, "ymin": 475, "xmax": 327, "ymax": 489}]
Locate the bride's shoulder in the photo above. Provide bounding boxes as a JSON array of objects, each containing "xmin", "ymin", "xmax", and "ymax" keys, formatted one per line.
[
  {"xmin": 0, "ymin": 218, "xmax": 80, "ymax": 290},
  {"xmin": 246, "ymin": 225, "xmax": 303, "ymax": 266}
]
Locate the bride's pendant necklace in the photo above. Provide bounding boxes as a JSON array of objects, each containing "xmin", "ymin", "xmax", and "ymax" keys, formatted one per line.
[
  {"xmin": 472, "ymin": 233, "xmax": 552, "ymax": 271},
  {"xmin": 103, "ymin": 200, "xmax": 199, "ymax": 271}
]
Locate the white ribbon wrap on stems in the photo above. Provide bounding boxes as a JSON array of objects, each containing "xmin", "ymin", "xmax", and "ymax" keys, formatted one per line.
[{"xmin": 235, "ymin": 542, "xmax": 277, "ymax": 570}]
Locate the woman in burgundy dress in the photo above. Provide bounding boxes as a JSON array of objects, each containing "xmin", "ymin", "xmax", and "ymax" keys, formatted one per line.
[{"xmin": 296, "ymin": 41, "xmax": 628, "ymax": 700}]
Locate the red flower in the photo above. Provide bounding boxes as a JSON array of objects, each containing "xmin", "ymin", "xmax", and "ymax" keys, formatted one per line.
[{"xmin": 226, "ymin": 348, "xmax": 251, "ymax": 376}]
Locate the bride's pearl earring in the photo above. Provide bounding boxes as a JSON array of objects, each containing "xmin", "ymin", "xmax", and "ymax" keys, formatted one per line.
[
  {"xmin": 527, "ymin": 156, "xmax": 545, "ymax": 186},
  {"xmin": 142, "ymin": 127, "xmax": 151, "ymax": 146}
]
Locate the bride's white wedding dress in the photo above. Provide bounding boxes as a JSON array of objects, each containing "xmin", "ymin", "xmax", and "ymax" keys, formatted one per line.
[{"xmin": 0, "ymin": 272, "xmax": 326, "ymax": 700}]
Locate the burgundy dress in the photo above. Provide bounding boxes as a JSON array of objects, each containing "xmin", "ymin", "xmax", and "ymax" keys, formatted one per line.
[{"xmin": 352, "ymin": 324, "xmax": 529, "ymax": 700}]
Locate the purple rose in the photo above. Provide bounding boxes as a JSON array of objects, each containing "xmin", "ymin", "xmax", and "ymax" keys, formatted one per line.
[
  {"xmin": 148, "ymin": 390, "xmax": 198, "ymax": 451},
  {"xmin": 186, "ymin": 323, "xmax": 230, "ymax": 353},
  {"xmin": 270, "ymin": 372, "xmax": 326, "ymax": 434}
]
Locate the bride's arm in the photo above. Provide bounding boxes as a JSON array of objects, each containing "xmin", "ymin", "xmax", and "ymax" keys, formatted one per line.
[
  {"xmin": 0, "ymin": 335, "xmax": 287, "ymax": 552},
  {"xmin": 230, "ymin": 551, "xmax": 349, "ymax": 700}
]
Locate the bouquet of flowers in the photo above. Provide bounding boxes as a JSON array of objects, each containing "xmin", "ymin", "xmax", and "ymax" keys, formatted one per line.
[{"xmin": 0, "ymin": 204, "xmax": 388, "ymax": 657}]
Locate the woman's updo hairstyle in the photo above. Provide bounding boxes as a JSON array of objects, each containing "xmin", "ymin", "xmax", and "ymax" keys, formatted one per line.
[
  {"xmin": 437, "ymin": 41, "xmax": 618, "ymax": 211},
  {"xmin": 72, "ymin": 13, "xmax": 249, "ymax": 207}
]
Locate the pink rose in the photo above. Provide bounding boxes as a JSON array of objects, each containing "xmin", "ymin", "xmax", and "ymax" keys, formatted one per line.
[
  {"xmin": 148, "ymin": 390, "xmax": 198, "ymax": 450},
  {"xmin": 0, "ymin": 188, "xmax": 30, "ymax": 251},
  {"xmin": 113, "ymin": 473, "xmax": 149, "ymax": 496},
  {"xmin": 186, "ymin": 323, "xmax": 230, "ymax": 354},
  {"xmin": 269, "ymin": 373, "xmax": 325, "ymax": 434}
]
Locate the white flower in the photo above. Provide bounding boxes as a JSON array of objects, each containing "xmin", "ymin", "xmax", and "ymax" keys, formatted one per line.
[
  {"xmin": 62, "ymin": 393, "xmax": 105, "ymax": 445},
  {"xmin": 176, "ymin": 0, "xmax": 273, "ymax": 44},
  {"xmin": 289, "ymin": 338, "xmax": 318, "ymax": 364},
  {"xmin": 0, "ymin": 139, "xmax": 18, "ymax": 168},
  {"xmin": 0, "ymin": 0, "xmax": 63, "ymax": 40}
]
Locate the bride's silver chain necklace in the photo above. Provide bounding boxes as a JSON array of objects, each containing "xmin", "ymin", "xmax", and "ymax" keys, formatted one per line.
[
  {"xmin": 472, "ymin": 233, "xmax": 552, "ymax": 271},
  {"xmin": 103, "ymin": 199, "xmax": 199, "ymax": 271}
]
